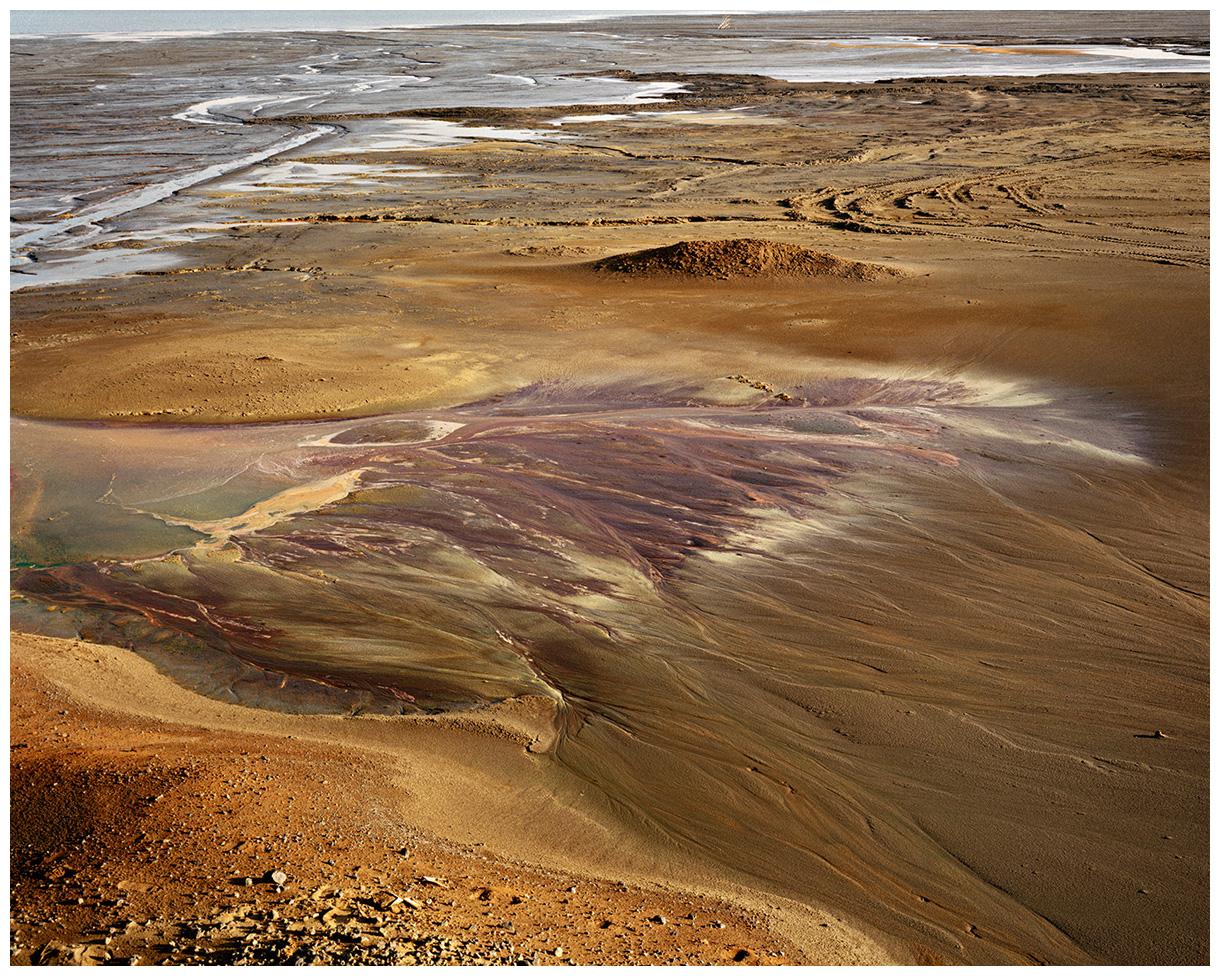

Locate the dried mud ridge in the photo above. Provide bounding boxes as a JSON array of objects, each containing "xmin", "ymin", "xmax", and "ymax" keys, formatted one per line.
[{"xmin": 588, "ymin": 239, "xmax": 901, "ymax": 280}]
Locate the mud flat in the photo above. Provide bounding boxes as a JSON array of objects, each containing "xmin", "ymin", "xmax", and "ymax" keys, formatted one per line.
[{"xmin": 9, "ymin": 10, "xmax": 1210, "ymax": 967}]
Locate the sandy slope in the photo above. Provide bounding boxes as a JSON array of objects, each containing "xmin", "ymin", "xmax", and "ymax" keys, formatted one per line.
[{"xmin": 10, "ymin": 631, "xmax": 886, "ymax": 964}]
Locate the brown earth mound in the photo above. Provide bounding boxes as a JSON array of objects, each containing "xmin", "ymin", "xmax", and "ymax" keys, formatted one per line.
[{"xmin": 589, "ymin": 239, "xmax": 900, "ymax": 280}]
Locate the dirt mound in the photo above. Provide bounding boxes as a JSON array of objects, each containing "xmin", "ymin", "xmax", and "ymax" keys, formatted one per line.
[{"xmin": 589, "ymin": 239, "xmax": 900, "ymax": 280}]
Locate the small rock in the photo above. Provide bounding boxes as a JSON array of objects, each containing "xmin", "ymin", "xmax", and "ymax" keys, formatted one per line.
[
  {"xmin": 268, "ymin": 870, "xmax": 288, "ymax": 886},
  {"xmin": 34, "ymin": 942, "xmax": 106, "ymax": 966}
]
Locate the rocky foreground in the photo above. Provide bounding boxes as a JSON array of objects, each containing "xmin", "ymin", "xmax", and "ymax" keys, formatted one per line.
[{"xmin": 10, "ymin": 634, "xmax": 800, "ymax": 966}]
